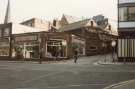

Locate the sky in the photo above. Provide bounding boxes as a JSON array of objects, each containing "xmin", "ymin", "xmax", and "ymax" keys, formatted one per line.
[{"xmin": 0, "ymin": 0, "xmax": 117, "ymax": 28}]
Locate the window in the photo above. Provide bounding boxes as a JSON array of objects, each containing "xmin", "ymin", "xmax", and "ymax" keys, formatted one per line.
[
  {"xmin": 128, "ymin": 7, "xmax": 135, "ymax": 21},
  {"xmin": 119, "ymin": 7, "xmax": 135, "ymax": 21},
  {"xmin": 119, "ymin": 7, "xmax": 127, "ymax": 21},
  {"xmin": 27, "ymin": 22, "xmax": 33, "ymax": 27},
  {"xmin": 46, "ymin": 39, "xmax": 67, "ymax": 58},
  {"xmin": 0, "ymin": 42, "xmax": 10, "ymax": 56},
  {"xmin": 3, "ymin": 28, "xmax": 10, "ymax": 36}
]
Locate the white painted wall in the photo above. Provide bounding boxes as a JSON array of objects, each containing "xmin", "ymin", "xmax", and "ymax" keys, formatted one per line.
[
  {"xmin": 119, "ymin": 22, "xmax": 135, "ymax": 28},
  {"xmin": 119, "ymin": 0, "xmax": 135, "ymax": 4}
]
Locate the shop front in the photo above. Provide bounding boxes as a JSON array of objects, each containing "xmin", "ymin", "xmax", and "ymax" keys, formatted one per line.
[
  {"xmin": 11, "ymin": 32, "xmax": 86, "ymax": 61},
  {"xmin": 46, "ymin": 39, "xmax": 67, "ymax": 58},
  {"xmin": 44, "ymin": 33, "xmax": 70, "ymax": 60},
  {"xmin": 12, "ymin": 34, "xmax": 40, "ymax": 60},
  {"xmin": 44, "ymin": 33, "xmax": 85, "ymax": 60}
]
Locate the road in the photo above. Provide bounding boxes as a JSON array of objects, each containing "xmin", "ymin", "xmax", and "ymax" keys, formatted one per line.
[{"xmin": 0, "ymin": 55, "xmax": 135, "ymax": 89}]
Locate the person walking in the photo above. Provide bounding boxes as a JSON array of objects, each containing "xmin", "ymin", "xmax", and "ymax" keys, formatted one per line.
[{"xmin": 74, "ymin": 49, "xmax": 78, "ymax": 63}]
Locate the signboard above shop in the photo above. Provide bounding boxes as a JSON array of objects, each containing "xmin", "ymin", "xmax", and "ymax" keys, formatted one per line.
[{"xmin": 15, "ymin": 35, "xmax": 38, "ymax": 42}]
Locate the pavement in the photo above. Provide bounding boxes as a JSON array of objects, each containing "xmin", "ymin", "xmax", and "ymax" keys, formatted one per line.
[
  {"xmin": 96, "ymin": 54, "xmax": 135, "ymax": 89},
  {"xmin": 97, "ymin": 54, "xmax": 135, "ymax": 65}
]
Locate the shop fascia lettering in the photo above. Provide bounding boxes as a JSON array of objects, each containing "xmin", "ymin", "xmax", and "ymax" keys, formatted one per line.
[{"xmin": 15, "ymin": 35, "xmax": 38, "ymax": 42}]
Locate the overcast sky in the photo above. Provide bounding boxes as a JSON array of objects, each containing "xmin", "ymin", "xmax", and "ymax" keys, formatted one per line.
[{"xmin": 0, "ymin": 0, "xmax": 117, "ymax": 27}]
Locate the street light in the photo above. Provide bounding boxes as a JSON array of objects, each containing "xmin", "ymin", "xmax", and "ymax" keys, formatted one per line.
[
  {"xmin": 111, "ymin": 40, "xmax": 116, "ymax": 62},
  {"xmin": 62, "ymin": 40, "xmax": 67, "ymax": 57},
  {"xmin": 38, "ymin": 36, "xmax": 42, "ymax": 64},
  {"xmin": 102, "ymin": 42, "xmax": 107, "ymax": 62}
]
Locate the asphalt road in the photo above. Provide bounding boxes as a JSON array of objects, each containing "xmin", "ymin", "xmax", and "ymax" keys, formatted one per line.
[{"xmin": 0, "ymin": 55, "xmax": 135, "ymax": 89}]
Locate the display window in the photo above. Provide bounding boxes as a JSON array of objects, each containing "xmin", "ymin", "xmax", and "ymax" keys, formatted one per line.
[
  {"xmin": 13, "ymin": 42, "xmax": 40, "ymax": 59},
  {"xmin": 0, "ymin": 42, "xmax": 10, "ymax": 56},
  {"xmin": 46, "ymin": 39, "xmax": 67, "ymax": 58}
]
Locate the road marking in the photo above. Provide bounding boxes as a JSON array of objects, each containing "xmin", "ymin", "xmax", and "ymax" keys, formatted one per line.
[
  {"xmin": 103, "ymin": 79, "xmax": 135, "ymax": 89},
  {"xmin": 93, "ymin": 62, "xmax": 99, "ymax": 66},
  {"xmin": 47, "ymin": 83, "xmax": 106, "ymax": 88}
]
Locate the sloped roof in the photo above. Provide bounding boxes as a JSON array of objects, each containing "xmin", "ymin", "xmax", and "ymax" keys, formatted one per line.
[
  {"xmin": 63, "ymin": 14, "xmax": 81, "ymax": 24},
  {"xmin": 59, "ymin": 19, "xmax": 97, "ymax": 32},
  {"xmin": 12, "ymin": 23, "xmax": 47, "ymax": 34}
]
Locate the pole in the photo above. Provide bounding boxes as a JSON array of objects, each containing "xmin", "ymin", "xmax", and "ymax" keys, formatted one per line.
[{"xmin": 104, "ymin": 46, "xmax": 106, "ymax": 62}]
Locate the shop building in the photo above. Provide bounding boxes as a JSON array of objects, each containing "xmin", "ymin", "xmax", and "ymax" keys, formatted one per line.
[
  {"xmin": 0, "ymin": 22, "xmax": 85, "ymax": 60},
  {"xmin": 0, "ymin": 23, "xmax": 46, "ymax": 60},
  {"xmin": 0, "ymin": 15, "xmax": 117, "ymax": 61},
  {"xmin": 59, "ymin": 17, "xmax": 117, "ymax": 56},
  {"xmin": 12, "ymin": 32, "xmax": 85, "ymax": 60}
]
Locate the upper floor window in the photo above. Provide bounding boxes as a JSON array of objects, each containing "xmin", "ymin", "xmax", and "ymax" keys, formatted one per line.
[
  {"xmin": 3, "ymin": 28, "xmax": 10, "ymax": 36},
  {"xmin": 119, "ymin": 7, "xmax": 135, "ymax": 21},
  {"xmin": 119, "ymin": 7, "xmax": 127, "ymax": 21},
  {"xmin": 128, "ymin": 7, "xmax": 135, "ymax": 21},
  {"xmin": 28, "ymin": 23, "xmax": 33, "ymax": 27}
]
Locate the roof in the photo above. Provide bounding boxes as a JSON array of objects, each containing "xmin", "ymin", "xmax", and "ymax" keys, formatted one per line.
[
  {"xmin": 59, "ymin": 19, "xmax": 97, "ymax": 32},
  {"xmin": 12, "ymin": 23, "xmax": 47, "ymax": 34},
  {"xmin": 62, "ymin": 14, "xmax": 81, "ymax": 24}
]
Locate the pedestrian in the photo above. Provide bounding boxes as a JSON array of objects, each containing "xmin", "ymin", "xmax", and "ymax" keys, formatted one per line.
[{"xmin": 74, "ymin": 49, "xmax": 78, "ymax": 63}]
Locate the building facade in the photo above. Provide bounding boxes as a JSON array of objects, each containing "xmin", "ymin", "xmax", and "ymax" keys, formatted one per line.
[
  {"xmin": 118, "ymin": 0, "xmax": 135, "ymax": 61},
  {"xmin": 0, "ymin": 23, "xmax": 46, "ymax": 60},
  {"xmin": 0, "ymin": 23, "xmax": 85, "ymax": 60},
  {"xmin": 0, "ymin": 15, "xmax": 117, "ymax": 61},
  {"xmin": 59, "ymin": 18, "xmax": 117, "ymax": 56}
]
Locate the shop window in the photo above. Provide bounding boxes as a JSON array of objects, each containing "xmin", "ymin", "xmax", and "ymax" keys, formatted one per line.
[
  {"xmin": 14, "ymin": 43, "xmax": 39, "ymax": 59},
  {"xmin": 46, "ymin": 40, "xmax": 67, "ymax": 58},
  {"xmin": 0, "ymin": 43, "xmax": 10, "ymax": 56}
]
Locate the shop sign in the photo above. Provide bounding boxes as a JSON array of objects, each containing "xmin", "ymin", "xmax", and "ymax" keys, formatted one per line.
[{"xmin": 15, "ymin": 35, "xmax": 38, "ymax": 42}]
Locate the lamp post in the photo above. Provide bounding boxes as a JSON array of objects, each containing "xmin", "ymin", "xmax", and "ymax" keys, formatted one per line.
[
  {"xmin": 111, "ymin": 40, "xmax": 116, "ymax": 62},
  {"xmin": 102, "ymin": 42, "xmax": 107, "ymax": 62},
  {"xmin": 62, "ymin": 40, "xmax": 67, "ymax": 57},
  {"xmin": 38, "ymin": 36, "xmax": 42, "ymax": 64}
]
